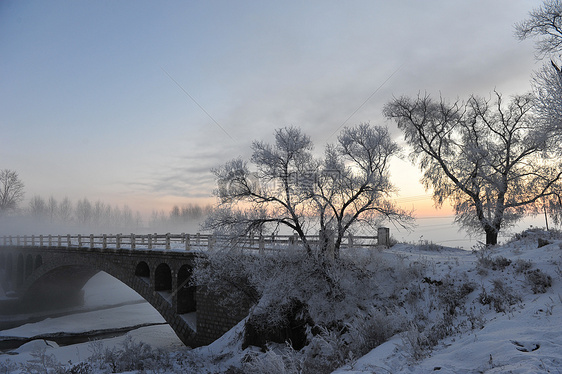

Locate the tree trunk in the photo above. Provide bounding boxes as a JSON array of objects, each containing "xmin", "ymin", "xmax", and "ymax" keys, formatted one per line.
[
  {"xmin": 485, "ymin": 227, "xmax": 498, "ymax": 246},
  {"xmin": 319, "ymin": 228, "xmax": 335, "ymax": 259},
  {"xmin": 333, "ymin": 235, "xmax": 342, "ymax": 260}
]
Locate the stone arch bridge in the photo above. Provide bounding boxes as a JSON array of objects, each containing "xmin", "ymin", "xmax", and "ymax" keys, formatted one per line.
[
  {"xmin": 0, "ymin": 234, "xmax": 250, "ymax": 347},
  {"xmin": 0, "ymin": 231, "xmax": 387, "ymax": 347}
]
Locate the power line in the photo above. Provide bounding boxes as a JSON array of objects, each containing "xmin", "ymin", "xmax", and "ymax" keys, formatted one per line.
[
  {"xmin": 160, "ymin": 67, "xmax": 236, "ymax": 142},
  {"xmin": 326, "ymin": 63, "xmax": 404, "ymax": 141}
]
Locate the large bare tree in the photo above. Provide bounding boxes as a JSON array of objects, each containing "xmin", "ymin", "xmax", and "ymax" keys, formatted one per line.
[
  {"xmin": 312, "ymin": 124, "xmax": 409, "ymax": 254},
  {"xmin": 0, "ymin": 169, "xmax": 25, "ymax": 213},
  {"xmin": 384, "ymin": 92, "xmax": 562, "ymax": 245},
  {"xmin": 516, "ymin": 1, "xmax": 562, "ymax": 136},
  {"xmin": 207, "ymin": 125, "xmax": 410, "ymax": 257},
  {"xmin": 29, "ymin": 195, "xmax": 47, "ymax": 219},
  {"xmin": 515, "ymin": 0, "xmax": 562, "ymax": 59}
]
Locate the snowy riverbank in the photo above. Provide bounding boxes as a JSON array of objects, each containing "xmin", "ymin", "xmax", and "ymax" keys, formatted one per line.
[{"xmin": 1, "ymin": 229, "xmax": 562, "ymax": 373}]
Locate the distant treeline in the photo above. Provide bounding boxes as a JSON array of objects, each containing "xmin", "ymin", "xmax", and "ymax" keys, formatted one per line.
[
  {"xmin": 26, "ymin": 195, "xmax": 143, "ymax": 231},
  {"xmin": 148, "ymin": 203, "xmax": 213, "ymax": 233},
  {"xmin": 3, "ymin": 195, "xmax": 213, "ymax": 234}
]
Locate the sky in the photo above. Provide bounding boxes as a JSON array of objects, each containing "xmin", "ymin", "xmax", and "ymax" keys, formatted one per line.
[{"xmin": 0, "ymin": 0, "xmax": 544, "ymax": 221}]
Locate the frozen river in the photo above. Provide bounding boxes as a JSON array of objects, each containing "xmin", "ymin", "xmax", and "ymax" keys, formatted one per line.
[{"xmin": 0, "ymin": 271, "xmax": 184, "ymax": 365}]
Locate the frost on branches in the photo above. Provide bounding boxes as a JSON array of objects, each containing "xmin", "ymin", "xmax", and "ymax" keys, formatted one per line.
[
  {"xmin": 205, "ymin": 124, "xmax": 412, "ymax": 258},
  {"xmin": 515, "ymin": 0, "xmax": 562, "ymax": 59},
  {"xmin": 517, "ymin": 0, "xmax": 562, "ymax": 150},
  {"xmin": 384, "ymin": 92, "xmax": 562, "ymax": 245}
]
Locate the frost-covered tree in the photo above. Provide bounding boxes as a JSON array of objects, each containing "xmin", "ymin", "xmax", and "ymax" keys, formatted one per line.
[
  {"xmin": 514, "ymin": 0, "xmax": 562, "ymax": 225},
  {"xmin": 47, "ymin": 196, "xmax": 58, "ymax": 222},
  {"xmin": 91, "ymin": 200, "xmax": 107, "ymax": 227},
  {"xmin": 207, "ymin": 125, "xmax": 409, "ymax": 257},
  {"xmin": 29, "ymin": 195, "xmax": 47, "ymax": 219},
  {"xmin": 312, "ymin": 125, "xmax": 410, "ymax": 254},
  {"xmin": 75, "ymin": 198, "xmax": 93, "ymax": 225},
  {"xmin": 164, "ymin": 203, "xmax": 213, "ymax": 231},
  {"xmin": 208, "ymin": 127, "xmax": 317, "ymax": 255},
  {"xmin": 515, "ymin": 1, "xmax": 562, "ymax": 136},
  {"xmin": 531, "ymin": 62, "xmax": 562, "ymax": 130},
  {"xmin": 170, "ymin": 205, "xmax": 181, "ymax": 220},
  {"xmin": 58, "ymin": 197, "xmax": 73, "ymax": 223},
  {"xmin": 0, "ymin": 169, "xmax": 24, "ymax": 213},
  {"xmin": 384, "ymin": 92, "xmax": 562, "ymax": 245},
  {"xmin": 120, "ymin": 204, "xmax": 134, "ymax": 228},
  {"xmin": 515, "ymin": 0, "xmax": 562, "ymax": 59}
]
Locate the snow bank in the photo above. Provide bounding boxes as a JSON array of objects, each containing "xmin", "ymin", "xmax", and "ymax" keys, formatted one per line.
[
  {"xmin": 335, "ymin": 231, "xmax": 562, "ymax": 373},
  {"xmin": 2, "ymin": 231, "xmax": 562, "ymax": 373}
]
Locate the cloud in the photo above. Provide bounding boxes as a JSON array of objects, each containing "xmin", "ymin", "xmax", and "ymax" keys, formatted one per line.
[
  {"xmin": 1, "ymin": 0, "xmax": 542, "ymax": 215},
  {"xmin": 125, "ymin": 139, "xmax": 244, "ymax": 199}
]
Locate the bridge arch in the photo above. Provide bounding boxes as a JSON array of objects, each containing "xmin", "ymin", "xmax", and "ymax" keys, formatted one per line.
[
  {"xmin": 4, "ymin": 253, "xmax": 13, "ymax": 287},
  {"xmin": 25, "ymin": 254, "xmax": 33, "ymax": 279},
  {"xmin": 155, "ymin": 263, "xmax": 172, "ymax": 292},
  {"xmin": 15, "ymin": 255, "xmax": 181, "ymax": 331},
  {"xmin": 23, "ymin": 264, "xmax": 99, "ymax": 310},
  {"xmin": 135, "ymin": 261, "xmax": 150, "ymax": 279},
  {"xmin": 177, "ymin": 264, "xmax": 196, "ymax": 314},
  {"xmin": 16, "ymin": 253, "xmax": 24, "ymax": 287},
  {"xmin": 0, "ymin": 246, "xmax": 250, "ymax": 347}
]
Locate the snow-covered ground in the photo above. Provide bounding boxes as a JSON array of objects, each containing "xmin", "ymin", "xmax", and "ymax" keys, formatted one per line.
[
  {"xmin": 334, "ymin": 231, "xmax": 562, "ymax": 374},
  {"xmin": 1, "ymin": 229, "xmax": 562, "ymax": 373}
]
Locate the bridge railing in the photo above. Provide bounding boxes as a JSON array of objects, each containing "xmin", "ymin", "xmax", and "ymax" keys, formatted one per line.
[
  {"xmin": 0, "ymin": 233, "xmax": 212, "ymax": 251},
  {"xmin": 0, "ymin": 228, "xmax": 390, "ymax": 252}
]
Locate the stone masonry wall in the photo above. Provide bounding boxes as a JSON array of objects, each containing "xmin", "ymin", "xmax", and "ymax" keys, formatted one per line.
[{"xmin": 195, "ymin": 286, "xmax": 252, "ymax": 346}]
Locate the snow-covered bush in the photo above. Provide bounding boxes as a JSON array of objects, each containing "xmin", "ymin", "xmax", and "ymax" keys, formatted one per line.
[
  {"xmin": 398, "ymin": 272, "xmax": 478, "ymax": 361},
  {"xmin": 476, "ymin": 253, "xmax": 512, "ymax": 271},
  {"xmin": 243, "ymin": 315, "xmax": 399, "ymax": 374},
  {"xmin": 401, "ymin": 316, "xmax": 457, "ymax": 362},
  {"xmin": 435, "ymin": 276, "xmax": 476, "ymax": 316},
  {"xmin": 525, "ymin": 268, "xmax": 553, "ymax": 293},
  {"xmin": 198, "ymin": 238, "xmax": 561, "ymax": 369},
  {"xmin": 417, "ymin": 240, "xmax": 442, "ymax": 251},
  {"xmin": 514, "ymin": 258, "xmax": 533, "ymax": 273},
  {"xmin": 401, "ymin": 324, "xmax": 429, "ymax": 361},
  {"xmin": 243, "ymin": 343, "xmax": 303, "ymax": 374},
  {"xmin": 19, "ymin": 347, "xmax": 64, "ymax": 374},
  {"xmin": 194, "ymin": 246, "xmax": 418, "ymax": 371},
  {"xmin": 63, "ymin": 362, "xmax": 92, "ymax": 374},
  {"xmin": 0, "ymin": 360, "xmax": 17, "ymax": 374},
  {"xmin": 479, "ymin": 279, "xmax": 522, "ymax": 313},
  {"xmin": 80, "ymin": 337, "xmax": 181, "ymax": 373},
  {"xmin": 513, "ymin": 227, "xmax": 562, "ymax": 241}
]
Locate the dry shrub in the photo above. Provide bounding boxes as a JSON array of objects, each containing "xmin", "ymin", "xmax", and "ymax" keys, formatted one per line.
[{"xmin": 525, "ymin": 269, "xmax": 553, "ymax": 294}]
